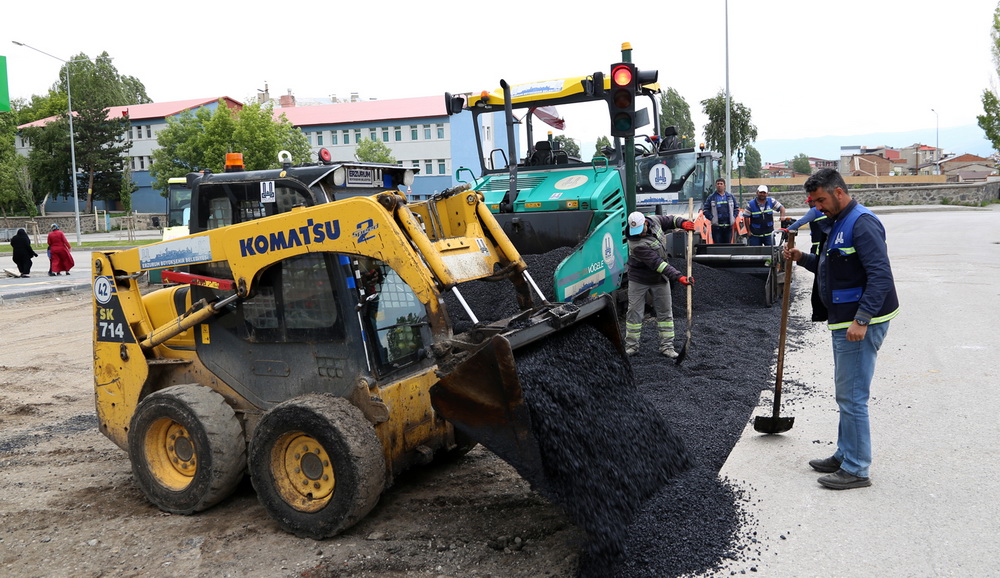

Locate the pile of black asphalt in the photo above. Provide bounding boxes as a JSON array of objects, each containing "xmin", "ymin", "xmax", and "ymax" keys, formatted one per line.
[{"xmin": 445, "ymin": 246, "xmax": 784, "ymax": 577}]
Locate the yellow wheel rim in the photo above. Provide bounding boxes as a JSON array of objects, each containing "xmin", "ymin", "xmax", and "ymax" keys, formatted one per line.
[
  {"xmin": 271, "ymin": 433, "xmax": 335, "ymax": 512},
  {"xmin": 144, "ymin": 417, "xmax": 197, "ymax": 491}
]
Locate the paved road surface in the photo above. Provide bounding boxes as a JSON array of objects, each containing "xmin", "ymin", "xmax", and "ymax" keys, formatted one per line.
[{"xmin": 719, "ymin": 204, "xmax": 1000, "ymax": 575}]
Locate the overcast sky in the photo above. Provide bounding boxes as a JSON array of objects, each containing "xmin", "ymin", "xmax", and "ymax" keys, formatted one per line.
[{"xmin": 3, "ymin": 0, "xmax": 997, "ymax": 156}]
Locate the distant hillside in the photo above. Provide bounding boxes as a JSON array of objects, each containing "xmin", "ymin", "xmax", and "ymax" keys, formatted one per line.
[{"xmin": 753, "ymin": 124, "xmax": 994, "ymax": 164}]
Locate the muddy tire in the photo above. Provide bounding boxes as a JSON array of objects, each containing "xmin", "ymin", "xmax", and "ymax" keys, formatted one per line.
[
  {"xmin": 248, "ymin": 394, "xmax": 385, "ymax": 539},
  {"xmin": 128, "ymin": 384, "xmax": 246, "ymax": 514}
]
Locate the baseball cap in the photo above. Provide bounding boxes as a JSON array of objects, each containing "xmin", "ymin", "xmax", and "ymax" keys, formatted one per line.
[
  {"xmin": 627, "ymin": 211, "xmax": 646, "ymax": 236},
  {"xmin": 757, "ymin": 185, "xmax": 768, "ymax": 193}
]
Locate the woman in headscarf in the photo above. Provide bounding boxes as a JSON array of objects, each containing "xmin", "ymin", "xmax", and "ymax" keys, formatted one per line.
[
  {"xmin": 47, "ymin": 224, "xmax": 75, "ymax": 275},
  {"xmin": 10, "ymin": 229, "xmax": 38, "ymax": 278}
]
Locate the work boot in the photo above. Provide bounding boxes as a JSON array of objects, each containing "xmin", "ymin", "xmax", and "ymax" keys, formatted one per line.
[
  {"xmin": 660, "ymin": 347, "xmax": 678, "ymax": 359},
  {"xmin": 808, "ymin": 456, "xmax": 841, "ymax": 473},
  {"xmin": 818, "ymin": 469, "xmax": 871, "ymax": 490},
  {"xmin": 625, "ymin": 347, "xmax": 639, "ymax": 356}
]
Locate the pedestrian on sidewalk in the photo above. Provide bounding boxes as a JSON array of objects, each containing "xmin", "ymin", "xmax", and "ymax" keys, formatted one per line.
[
  {"xmin": 783, "ymin": 168, "xmax": 900, "ymax": 490},
  {"xmin": 47, "ymin": 224, "xmax": 75, "ymax": 276},
  {"xmin": 624, "ymin": 211, "xmax": 695, "ymax": 358},
  {"xmin": 10, "ymin": 229, "xmax": 38, "ymax": 278}
]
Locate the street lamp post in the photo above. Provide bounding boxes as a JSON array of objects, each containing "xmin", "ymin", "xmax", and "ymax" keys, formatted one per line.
[
  {"xmin": 931, "ymin": 108, "xmax": 939, "ymax": 175},
  {"xmin": 12, "ymin": 41, "xmax": 83, "ymax": 245}
]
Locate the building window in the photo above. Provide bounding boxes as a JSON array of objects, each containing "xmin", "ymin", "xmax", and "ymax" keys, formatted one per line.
[
  {"xmin": 146, "ymin": 126, "xmax": 152, "ymax": 138},
  {"xmin": 343, "ymin": 130, "xmax": 350, "ymax": 145},
  {"xmin": 425, "ymin": 160, "xmax": 433, "ymax": 174},
  {"xmin": 411, "ymin": 126, "xmax": 418, "ymax": 140},
  {"xmin": 370, "ymin": 128, "xmax": 377, "ymax": 141},
  {"xmin": 411, "ymin": 160, "xmax": 420, "ymax": 170},
  {"xmin": 436, "ymin": 124, "xmax": 444, "ymax": 139},
  {"xmin": 382, "ymin": 127, "xmax": 390, "ymax": 142},
  {"xmin": 438, "ymin": 159, "xmax": 446, "ymax": 175},
  {"xmin": 354, "ymin": 130, "xmax": 362, "ymax": 143},
  {"xmin": 423, "ymin": 125, "xmax": 431, "ymax": 140},
  {"xmin": 139, "ymin": 156, "xmax": 145, "ymax": 170},
  {"xmin": 331, "ymin": 132, "xmax": 338, "ymax": 145},
  {"xmin": 134, "ymin": 126, "xmax": 142, "ymax": 140},
  {"xmin": 394, "ymin": 126, "xmax": 402, "ymax": 141},
  {"xmin": 130, "ymin": 157, "xmax": 136, "ymax": 170},
  {"xmin": 317, "ymin": 133, "xmax": 324, "ymax": 146}
]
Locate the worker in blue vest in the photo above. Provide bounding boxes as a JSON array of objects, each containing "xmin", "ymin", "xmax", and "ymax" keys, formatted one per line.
[
  {"xmin": 784, "ymin": 168, "xmax": 900, "ymax": 491},
  {"xmin": 702, "ymin": 178, "xmax": 739, "ymax": 244},
  {"xmin": 742, "ymin": 185, "xmax": 786, "ymax": 245},
  {"xmin": 785, "ymin": 195, "xmax": 829, "ymax": 322}
]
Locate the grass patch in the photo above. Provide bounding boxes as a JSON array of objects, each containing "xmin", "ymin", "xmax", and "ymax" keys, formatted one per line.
[{"xmin": 28, "ymin": 239, "xmax": 158, "ymax": 251}]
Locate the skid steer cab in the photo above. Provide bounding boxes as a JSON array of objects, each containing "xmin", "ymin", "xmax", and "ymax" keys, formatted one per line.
[{"xmin": 92, "ymin": 153, "xmax": 624, "ymax": 539}]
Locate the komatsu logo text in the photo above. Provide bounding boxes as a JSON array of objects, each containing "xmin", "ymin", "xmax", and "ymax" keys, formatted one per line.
[{"xmin": 240, "ymin": 218, "xmax": 341, "ymax": 256}]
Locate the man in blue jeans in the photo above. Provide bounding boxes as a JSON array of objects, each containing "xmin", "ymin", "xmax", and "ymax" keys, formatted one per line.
[{"xmin": 783, "ymin": 168, "xmax": 899, "ymax": 490}]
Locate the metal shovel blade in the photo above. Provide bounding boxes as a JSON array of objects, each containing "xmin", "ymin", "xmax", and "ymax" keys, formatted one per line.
[{"xmin": 753, "ymin": 415, "xmax": 795, "ymax": 434}]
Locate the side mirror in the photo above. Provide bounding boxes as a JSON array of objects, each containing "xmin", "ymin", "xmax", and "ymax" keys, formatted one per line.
[{"xmin": 444, "ymin": 92, "xmax": 465, "ymax": 116}]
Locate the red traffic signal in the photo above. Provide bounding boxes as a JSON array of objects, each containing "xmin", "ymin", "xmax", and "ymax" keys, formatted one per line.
[{"xmin": 608, "ymin": 63, "xmax": 636, "ymax": 137}]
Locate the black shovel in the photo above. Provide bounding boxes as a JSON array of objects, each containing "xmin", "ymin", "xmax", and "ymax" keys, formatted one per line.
[
  {"xmin": 676, "ymin": 197, "xmax": 694, "ymax": 365},
  {"xmin": 754, "ymin": 230, "xmax": 796, "ymax": 434}
]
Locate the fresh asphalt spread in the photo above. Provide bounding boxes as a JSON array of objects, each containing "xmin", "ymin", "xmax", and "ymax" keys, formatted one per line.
[{"xmin": 447, "ymin": 246, "xmax": 783, "ymax": 576}]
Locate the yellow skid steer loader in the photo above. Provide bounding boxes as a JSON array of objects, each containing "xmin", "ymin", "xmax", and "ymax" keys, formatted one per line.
[{"xmin": 92, "ymin": 153, "xmax": 623, "ymax": 539}]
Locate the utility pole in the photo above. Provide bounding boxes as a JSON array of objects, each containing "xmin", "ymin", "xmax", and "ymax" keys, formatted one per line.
[{"xmin": 12, "ymin": 41, "xmax": 83, "ymax": 245}]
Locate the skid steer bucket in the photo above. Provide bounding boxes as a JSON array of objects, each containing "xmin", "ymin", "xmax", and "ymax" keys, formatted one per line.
[{"xmin": 430, "ymin": 295, "xmax": 624, "ymax": 490}]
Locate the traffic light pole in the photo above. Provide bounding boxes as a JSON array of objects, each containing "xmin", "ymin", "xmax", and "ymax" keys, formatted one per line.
[{"xmin": 622, "ymin": 43, "xmax": 635, "ymax": 214}]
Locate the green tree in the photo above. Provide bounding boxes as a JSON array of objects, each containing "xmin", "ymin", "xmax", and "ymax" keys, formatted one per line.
[
  {"xmin": 74, "ymin": 102, "xmax": 132, "ymax": 212},
  {"xmin": 658, "ymin": 88, "xmax": 696, "ymax": 144},
  {"xmin": 21, "ymin": 52, "xmax": 150, "ymax": 213},
  {"xmin": 24, "ymin": 117, "xmax": 72, "ymax": 212},
  {"xmin": 594, "ymin": 136, "xmax": 611, "ymax": 159},
  {"xmin": 791, "ymin": 153, "xmax": 812, "ymax": 175},
  {"xmin": 978, "ymin": 3, "xmax": 1000, "ymax": 153},
  {"xmin": 119, "ymin": 162, "xmax": 137, "ymax": 214},
  {"xmin": 552, "ymin": 135, "xmax": 579, "ymax": 158},
  {"xmin": 743, "ymin": 146, "xmax": 762, "ymax": 178},
  {"xmin": 150, "ymin": 101, "xmax": 311, "ymax": 193},
  {"xmin": 58, "ymin": 52, "xmax": 151, "ymax": 109},
  {"xmin": 355, "ymin": 138, "xmax": 396, "ymax": 163},
  {"xmin": 700, "ymin": 90, "xmax": 758, "ymax": 155}
]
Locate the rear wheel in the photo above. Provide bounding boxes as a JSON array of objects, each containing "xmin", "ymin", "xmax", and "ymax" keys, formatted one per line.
[
  {"xmin": 248, "ymin": 394, "xmax": 385, "ymax": 539},
  {"xmin": 128, "ymin": 384, "xmax": 246, "ymax": 514}
]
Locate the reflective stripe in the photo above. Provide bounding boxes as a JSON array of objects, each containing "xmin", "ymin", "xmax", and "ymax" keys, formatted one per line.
[
  {"xmin": 656, "ymin": 262, "xmax": 668, "ymax": 273},
  {"xmin": 827, "ymin": 307, "xmax": 900, "ymax": 330}
]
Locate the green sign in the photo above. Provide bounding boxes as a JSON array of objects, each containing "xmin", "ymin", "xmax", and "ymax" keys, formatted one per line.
[{"xmin": 0, "ymin": 56, "xmax": 9, "ymax": 112}]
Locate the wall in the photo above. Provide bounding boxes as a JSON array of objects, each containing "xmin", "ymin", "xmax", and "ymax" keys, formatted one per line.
[{"xmin": 761, "ymin": 180, "xmax": 1000, "ymax": 209}]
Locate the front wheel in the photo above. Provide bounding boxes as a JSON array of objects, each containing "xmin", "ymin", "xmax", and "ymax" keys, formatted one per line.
[
  {"xmin": 128, "ymin": 384, "xmax": 246, "ymax": 514},
  {"xmin": 248, "ymin": 394, "xmax": 385, "ymax": 539}
]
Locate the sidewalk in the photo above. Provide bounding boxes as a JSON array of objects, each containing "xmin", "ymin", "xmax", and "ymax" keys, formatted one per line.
[{"xmin": 0, "ymin": 229, "xmax": 161, "ymax": 304}]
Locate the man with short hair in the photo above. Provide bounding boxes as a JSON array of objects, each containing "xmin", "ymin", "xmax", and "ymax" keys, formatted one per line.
[
  {"xmin": 742, "ymin": 185, "xmax": 785, "ymax": 246},
  {"xmin": 702, "ymin": 178, "xmax": 738, "ymax": 244},
  {"xmin": 784, "ymin": 168, "xmax": 899, "ymax": 490}
]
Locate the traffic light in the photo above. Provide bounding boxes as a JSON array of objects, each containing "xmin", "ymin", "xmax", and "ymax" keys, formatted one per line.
[{"xmin": 608, "ymin": 63, "xmax": 636, "ymax": 137}]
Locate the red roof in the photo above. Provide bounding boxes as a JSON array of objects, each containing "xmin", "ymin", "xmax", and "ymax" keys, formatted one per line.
[
  {"xmin": 944, "ymin": 153, "xmax": 991, "ymax": 163},
  {"xmin": 17, "ymin": 97, "xmax": 243, "ymax": 129},
  {"xmin": 274, "ymin": 96, "xmax": 445, "ymax": 127}
]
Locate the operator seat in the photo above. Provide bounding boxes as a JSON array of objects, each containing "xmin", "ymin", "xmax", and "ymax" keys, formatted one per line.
[{"xmin": 529, "ymin": 141, "xmax": 553, "ymax": 166}]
